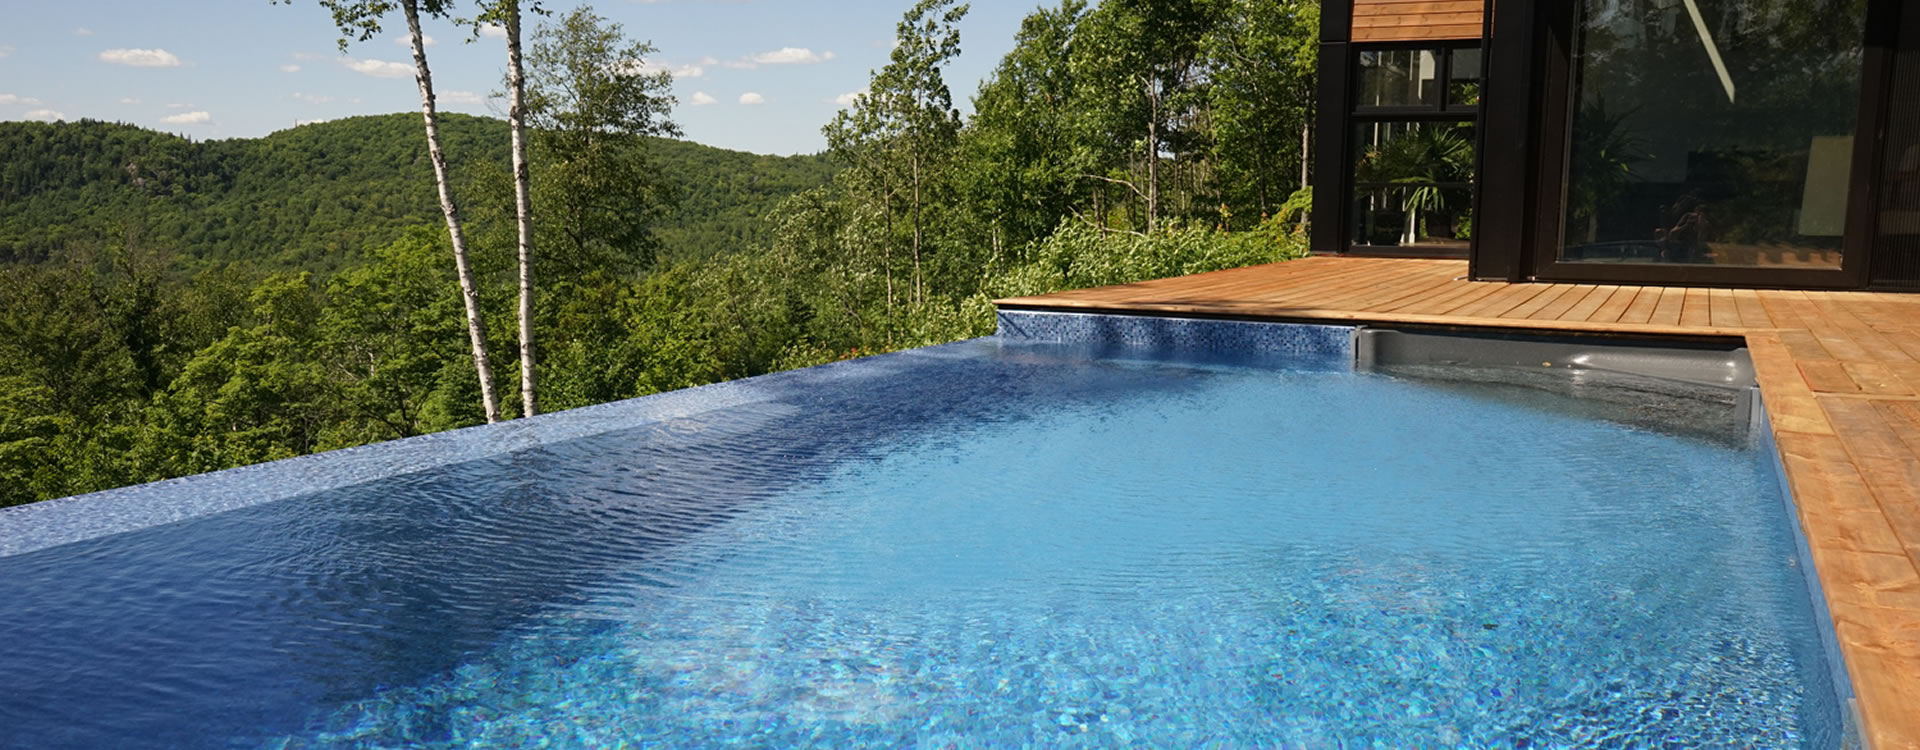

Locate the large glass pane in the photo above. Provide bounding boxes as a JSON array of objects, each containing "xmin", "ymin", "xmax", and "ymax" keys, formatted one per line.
[
  {"xmin": 1352, "ymin": 121, "xmax": 1476, "ymax": 249},
  {"xmin": 1448, "ymin": 48, "xmax": 1482, "ymax": 112},
  {"xmin": 1359, "ymin": 50, "xmax": 1442, "ymax": 109},
  {"xmin": 1873, "ymin": 11, "xmax": 1920, "ymax": 288},
  {"xmin": 1560, "ymin": 0, "xmax": 1868, "ymax": 268}
]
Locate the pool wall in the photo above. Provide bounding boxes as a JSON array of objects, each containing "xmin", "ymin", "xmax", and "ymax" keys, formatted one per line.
[{"xmin": 992, "ymin": 309, "xmax": 1355, "ymax": 370}]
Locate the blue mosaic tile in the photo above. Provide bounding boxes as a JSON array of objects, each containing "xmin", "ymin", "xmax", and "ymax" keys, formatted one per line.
[
  {"xmin": 0, "ymin": 344, "xmax": 955, "ymax": 558},
  {"xmin": 996, "ymin": 309, "xmax": 1355, "ymax": 370}
]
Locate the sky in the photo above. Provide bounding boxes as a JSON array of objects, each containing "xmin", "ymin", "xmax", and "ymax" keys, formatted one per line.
[{"xmin": 0, "ymin": 0, "xmax": 1029, "ymax": 156}]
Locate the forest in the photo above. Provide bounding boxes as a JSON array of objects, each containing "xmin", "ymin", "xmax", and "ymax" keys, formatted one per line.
[{"xmin": 0, "ymin": 0, "xmax": 1319, "ymax": 507}]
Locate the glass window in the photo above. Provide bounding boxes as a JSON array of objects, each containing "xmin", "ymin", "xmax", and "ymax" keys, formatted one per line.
[
  {"xmin": 1359, "ymin": 50, "xmax": 1441, "ymax": 109},
  {"xmin": 1559, "ymin": 0, "xmax": 1868, "ymax": 268},
  {"xmin": 1447, "ymin": 48, "xmax": 1482, "ymax": 112},
  {"xmin": 1351, "ymin": 121, "xmax": 1476, "ymax": 248}
]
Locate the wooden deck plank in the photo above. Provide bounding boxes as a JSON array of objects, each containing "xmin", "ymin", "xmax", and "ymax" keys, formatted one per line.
[
  {"xmin": 1732, "ymin": 288, "xmax": 1775, "ymax": 329},
  {"xmin": 1709, "ymin": 287, "xmax": 1742, "ymax": 328},
  {"xmin": 1506, "ymin": 284, "xmax": 1576, "ymax": 319},
  {"xmin": 1534, "ymin": 284, "xmax": 1601, "ymax": 320},
  {"xmin": 996, "ymin": 256, "xmax": 1920, "ymax": 742},
  {"xmin": 1617, "ymin": 286, "xmax": 1662, "ymax": 324},
  {"xmin": 1650, "ymin": 287, "xmax": 1687, "ymax": 326},
  {"xmin": 1453, "ymin": 282, "xmax": 1551, "ymax": 318},
  {"xmin": 1680, "ymin": 288, "xmax": 1712, "ymax": 328},
  {"xmin": 1558, "ymin": 285, "xmax": 1619, "ymax": 322},
  {"xmin": 1589, "ymin": 285, "xmax": 1639, "ymax": 323}
]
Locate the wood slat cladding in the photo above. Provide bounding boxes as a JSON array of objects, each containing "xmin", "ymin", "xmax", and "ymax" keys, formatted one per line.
[{"xmin": 1352, "ymin": 0, "xmax": 1485, "ymax": 42}]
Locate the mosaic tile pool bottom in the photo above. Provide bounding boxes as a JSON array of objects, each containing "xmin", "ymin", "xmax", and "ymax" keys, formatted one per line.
[{"xmin": 0, "ymin": 338, "xmax": 1843, "ymax": 748}]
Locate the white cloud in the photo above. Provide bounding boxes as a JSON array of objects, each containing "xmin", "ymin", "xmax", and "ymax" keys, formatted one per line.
[
  {"xmin": 627, "ymin": 58, "xmax": 704, "ymax": 79},
  {"xmin": 738, "ymin": 92, "xmax": 764, "ymax": 105},
  {"xmin": 119, "ymin": 97, "xmax": 140, "ymax": 104},
  {"xmin": 750, "ymin": 47, "xmax": 832, "ymax": 65},
  {"xmin": 74, "ymin": 28, "xmax": 94, "ymax": 36},
  {"xmin": 690, "ymin": 91, "xmax": 716, "ymax": 106},
  {"xmin": 292, "ymin": 92, "xmax": 333, "ymax": 104},
  {"xmin": 161, "ymin": 111, "xmax": 210, "ymax": 125},
  {"xmin": 479, "ymin": 23, "xmax": 506, "ymax": 39},
  {"xmin": 98, "ymin": 48, "xmax": 183, "ymax": 67},
  {"xmin": 0, "ymin": 94, "xmax": 41, "ymax": 105},
  {"xmin": 166, "ymin": 102, "xmax": 188, "ymax": 109},
  {"xmin": 393, "ymin": 34, "xmax": 436, "ymax": 48},
  {"xmin": 343, "ymin": 58, "xmax": 413, "ymax": 79},
  {"xmin": 440, "ymin": 90, "xmax": 486, "ymax": 105},
  {"xmin": 280, "ymin": 64, "xmax": 301, "ymax": 73},
  {"xmin": 294, "ymin": 118, "xmax": 331, "ymax": 127},
  {"xmin": 24, "ymin": 109, "xmax": 65, "ymax": 121},
  {"xmin": 0, "ymin": 46, "xmax": 13, "ymax": 59},
  {"xmin": 833, "ymin": 89, "xmax": 866, "ymax": 107}
]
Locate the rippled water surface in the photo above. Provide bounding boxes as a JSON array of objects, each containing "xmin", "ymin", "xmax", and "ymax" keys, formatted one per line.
[{"xmin": 0, "ymin": 339, "xmax": 1843, "ymax": 748}]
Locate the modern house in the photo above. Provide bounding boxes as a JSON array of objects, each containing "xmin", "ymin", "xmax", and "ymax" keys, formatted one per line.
[{"xmin": 1311, "ymin": 0, "xmax": 1918, "ymax": 291}]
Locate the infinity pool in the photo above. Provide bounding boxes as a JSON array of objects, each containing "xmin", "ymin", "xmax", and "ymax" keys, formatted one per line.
[{"xmin": 0, "ymin": 334, "xmax": 1844, "ymax": 748}]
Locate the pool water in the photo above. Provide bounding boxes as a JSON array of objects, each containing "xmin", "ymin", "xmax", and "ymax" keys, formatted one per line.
[{"xmin": 0, "ymin": 339, "xmax": 1843, "ymax": 748}]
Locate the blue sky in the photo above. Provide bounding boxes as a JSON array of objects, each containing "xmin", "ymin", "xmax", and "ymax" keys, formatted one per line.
[{"xmin": 0, "ymin": 0, "xmax": 1028, "ymax": 155}]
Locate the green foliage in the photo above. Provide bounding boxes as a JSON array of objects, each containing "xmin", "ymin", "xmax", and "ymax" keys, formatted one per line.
[
  {"xmin": 0, "ymin": 115, "xmax": 834, "ymax": 270},
  {"xmin": 993, "ymin": 218, "xmax": 1309, "ymax": 300},
  {"xmin": 1, "ymin": 0, "xmax": 1324, "ymax": 507},
  {"xmin": 522, "ymin": 6, "xmax": 681, "ymax": 273}
]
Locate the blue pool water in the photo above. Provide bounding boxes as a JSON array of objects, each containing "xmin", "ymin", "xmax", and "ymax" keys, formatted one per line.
[{"xmin": 0, "ymin": 338, "xmax": 1843, "ymax": 748}]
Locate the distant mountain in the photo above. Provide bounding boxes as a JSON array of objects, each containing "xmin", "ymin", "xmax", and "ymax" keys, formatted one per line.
[{"xmin": 0, "ymin": 113, "xmax": 837, "ymax": 271}]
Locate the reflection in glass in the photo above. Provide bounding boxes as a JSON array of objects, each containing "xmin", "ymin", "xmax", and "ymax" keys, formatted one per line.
[
  {"xmin": 1560, "ymin": 0, "xmax": 1868, "ymax": 268},
  {"xmin": 1359, "ymin": 50, "xmax": 1441, "ymax": 109},
  {"xmin": 1448, "ymin": 48, "xmax": 1482, "ymax": 111},
  {"xmin": 1352, "ymin": 122, "xmax": 1476, "ymax": 248}
]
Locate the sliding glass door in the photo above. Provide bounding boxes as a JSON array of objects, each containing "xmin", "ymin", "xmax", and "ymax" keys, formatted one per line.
[{"xmin": 1551, "ymin": 0, "xmax": 1872, "ymax": 276}]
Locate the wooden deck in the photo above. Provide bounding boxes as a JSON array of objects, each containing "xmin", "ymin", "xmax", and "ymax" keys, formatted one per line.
[{"xmin": 998, "ymin": 255, "xmax": 1920, "ymax": 748}]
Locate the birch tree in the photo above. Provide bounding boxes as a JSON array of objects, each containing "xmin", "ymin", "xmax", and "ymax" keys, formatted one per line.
[
  {"xmin": 478, "ymin": 0, "xmax": 541, "ymax": 418},
  {"xmin": 295, "ymin": 0, "xmax": 503, "ymax": 423}
]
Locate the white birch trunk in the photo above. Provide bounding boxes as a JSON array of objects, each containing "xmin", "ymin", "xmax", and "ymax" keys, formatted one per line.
[
  {"xmin": 505, "ymin": 0, "xmax": 537, "ymax": 418},
  {"xmin": 403, "ymin": 0, "xmax": 500, "ymax": 424}
]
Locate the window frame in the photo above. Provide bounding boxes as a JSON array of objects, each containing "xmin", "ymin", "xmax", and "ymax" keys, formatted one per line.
[{"xmin": 1346, "ymin": 42, "xmax": 1485, "ymax": 255}]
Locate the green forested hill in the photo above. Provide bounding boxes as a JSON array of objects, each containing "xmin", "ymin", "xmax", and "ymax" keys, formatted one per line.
[{"xmin": 0, "ymin": 113, "xmax": 836, "ymax": 271}]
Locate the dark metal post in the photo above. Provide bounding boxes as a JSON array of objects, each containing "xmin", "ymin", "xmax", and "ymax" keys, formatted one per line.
[
  {"xmin": 1310, "ymin": 0, "xmax": 1354, "ymax": 255},
  {"xmin": 1470, "ymin": 0, "xmax": 1543, "ymax": 281}
]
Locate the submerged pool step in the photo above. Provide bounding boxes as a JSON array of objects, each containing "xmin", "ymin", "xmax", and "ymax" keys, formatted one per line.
[{"xmin": 1353, "ymin": 328, "xmax": 1753, "ymax": 390}]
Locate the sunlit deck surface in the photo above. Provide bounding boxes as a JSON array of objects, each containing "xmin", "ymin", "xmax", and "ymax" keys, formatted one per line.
[{"xmin": 998, "ymin": 255, "xmax": 1920, "ymax": 748}]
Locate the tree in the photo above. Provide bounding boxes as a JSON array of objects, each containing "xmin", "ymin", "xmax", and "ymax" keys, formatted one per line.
[
  {"xmin": 523, "ymin": 6, "xmax": 681, "ymax": 274},
  {"xmin": 962, "ymin": 0, "xmax": 1089, "ymax": 256},
  {"xmin": 825, "ymin": 0, "xmax": 969, "ymax": 308},
  {"xmin": 294, "ymin": 0, "xmax": 504, "ymax": 423},
  {"xmin": 1204, "ymin": 0, "xmax": 1317, "ymax": 221},
  {"xmin": 1071, "ymin": 0, "xmax": 1218, "ymax": 233},
  {"xmin": 477, "ymin": 0, "xmax": 543, "ymax": 418}
]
